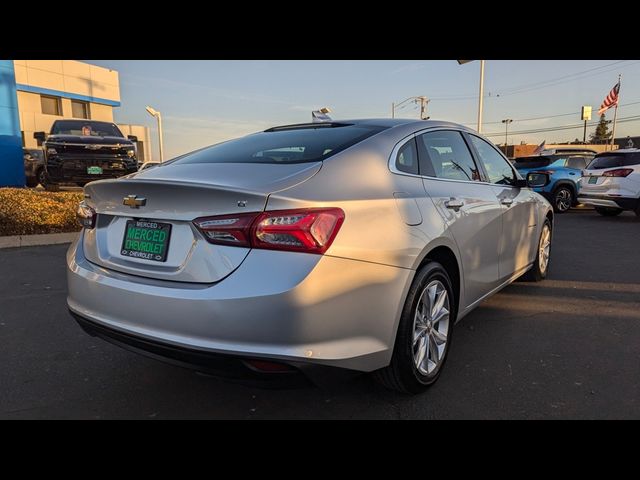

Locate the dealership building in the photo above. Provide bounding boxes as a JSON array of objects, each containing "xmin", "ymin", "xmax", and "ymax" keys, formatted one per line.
[{"xmin": 0, "ymin": 60, "xmax": 151, "ymax": 187}]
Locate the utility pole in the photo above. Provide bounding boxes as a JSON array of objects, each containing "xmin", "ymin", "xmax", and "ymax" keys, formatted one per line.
[
  {"xmin": 478, "ymin": 60, "xmax": 485, "ymax": 133},
  {"xmin": 501, "ymin": 119, "xmax": 513, "ymax": 155},
  {"xmin": 392, "ymin": 96, "xmax": 429, "ymax": 119}
]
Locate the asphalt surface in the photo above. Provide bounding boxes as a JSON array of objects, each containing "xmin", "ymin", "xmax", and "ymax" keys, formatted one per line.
[{"xmin": 1, "ymin": 209, "xmax": 639, "ymax": 419}]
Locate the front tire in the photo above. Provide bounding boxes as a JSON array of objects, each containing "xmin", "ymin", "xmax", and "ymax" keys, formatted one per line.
[
  {"xmin": 595, "ymin": 206, "xmax": 623, "ymax": 217},
  {"xmin": 374, "ymin": 262, "xmax": 455, "ymax": 394},
  {"xmin": 39, "ymin": 169, "xmax": 60, "ymax": 192},
  {"xmin": 522, "ymin": 219, "xmax": 552, "ymax": 282},
  {"xmin": 552, "ymin": 186, "xmax": 573, "ymax": 213}
]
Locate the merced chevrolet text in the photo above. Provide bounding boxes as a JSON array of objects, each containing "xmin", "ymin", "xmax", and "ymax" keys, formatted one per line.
[{"xmin": 67, "ymin": 119, "xmax": 554, "ymax": 393}]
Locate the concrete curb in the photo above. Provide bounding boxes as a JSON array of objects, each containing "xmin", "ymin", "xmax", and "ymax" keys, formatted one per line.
[{"xmin": 0, "ymin": 232, "xmax": 79, "ymax": 249}]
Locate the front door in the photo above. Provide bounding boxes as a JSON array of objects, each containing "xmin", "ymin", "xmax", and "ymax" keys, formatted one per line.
[{"xmin": 466, "ymin": 133, "xmax": 539, "ymax": 281}]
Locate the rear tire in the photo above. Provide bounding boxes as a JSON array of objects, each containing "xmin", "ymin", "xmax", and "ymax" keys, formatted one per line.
[
  {"xmin": 552, "ymin": 186, "xmax": 573, "ymax": 213},
  {"xmin": 521, "ymin": 219, "xmax": 552, "ymax": 282},
  {"xmin": 595, "ymin": 207, "xmax": 623, "ymax": 217},
  {"xmin": 374, "ymin": 261, "xmax": 456, "ymax": 394}
]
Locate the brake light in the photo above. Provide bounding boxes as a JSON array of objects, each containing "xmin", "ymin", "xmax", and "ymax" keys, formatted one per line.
[
  {"xmin": 193, "ymin": 213, "xmax": 258, "ymax": 247},
  {"xmin": 603, "ymin": 168, "xmax": 633, "ymax": 177},
  {"xmin": 76, "ymin": 201, "xmax": 96, "ymax": 229},
  {"xmin": 193, "ymin": 208, "xmax": 345, "ymax": 254}
]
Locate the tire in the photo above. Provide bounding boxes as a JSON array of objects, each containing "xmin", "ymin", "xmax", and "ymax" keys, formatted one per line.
[
  {"xmin": 39, "ymin": 169, "xmax": 60, "ymax": 192},
  {"xmin": 25, "ymin": 176, "xmax": 38, "ymax": 188},
  {"xmin": 552, "ymin": 186, "xmax": 573, "ymax": 213},
  {"xmin": 374, "ymin": 261, "xmax": 456, "ymax": 394},
  {"xmin": 521, "ymin": 219, "xmax": 552, "ymax": 282},
  {"xmin": 595, "ymin": 207, "xmax": 623, "ymax": 217}
]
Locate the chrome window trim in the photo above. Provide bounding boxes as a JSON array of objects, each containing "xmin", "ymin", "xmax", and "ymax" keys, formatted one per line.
[{"xmin": 388, "ymin": 127, "xmax": 507, "ymax": 188}]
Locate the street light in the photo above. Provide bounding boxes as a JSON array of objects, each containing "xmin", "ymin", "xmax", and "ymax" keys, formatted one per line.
[
  {"xmin": 391, "ymin": 96, "xmax": 429, "ymax": 120},
  {"xmin": 457, "ymin": 60, "xmax": 485, "ymax": 133},
  {"xmin": 502, "ymin": 119, "xmax": 513, "ymax": 154},
  {"xmin": 145, "ymin": 105, "xmax": 164, "ymax": 163}
]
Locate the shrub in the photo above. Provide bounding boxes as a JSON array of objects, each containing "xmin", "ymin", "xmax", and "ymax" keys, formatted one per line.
[{"xmin": 0, "ymin": 188, "xmax": 83, "ymax": 236}]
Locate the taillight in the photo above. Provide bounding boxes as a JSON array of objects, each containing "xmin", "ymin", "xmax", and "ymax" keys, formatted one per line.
[
  {"xmin": 193, "ymin": 208, "xmax": 345, "ymax": 254},
  {"xmin": 193, "ymin": 212, "xmax": 258, "ymax": 247},
  {"xmin": 603, "ymin": 168, "xmax": 633, "ymax": 177},
  {"xmin": 76, "ymin": 201, "xmax": 96, "ymax": 229}
]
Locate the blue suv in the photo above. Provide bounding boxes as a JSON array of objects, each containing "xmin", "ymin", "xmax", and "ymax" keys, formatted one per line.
[{"xmin": 514, "ymin": 151, "xmax": 595, "ymax": 213}]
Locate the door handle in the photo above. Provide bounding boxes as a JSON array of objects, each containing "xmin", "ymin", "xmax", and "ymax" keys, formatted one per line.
[
  {"xmin": 501, "ymin": 198, "xmax": 514, "ymax": 206},
  {"xmin": 445, "ymin": 198, "xmax": 464, "ymax": 210},
  {"xmin": 569, "ymin": 172, "xmax": 576, "ymax": 175}
]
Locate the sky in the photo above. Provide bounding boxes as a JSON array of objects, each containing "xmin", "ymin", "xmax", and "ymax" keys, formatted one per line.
[{"xmin": 87, "ymin": 60, "xmax": 640, "ymax": 161}]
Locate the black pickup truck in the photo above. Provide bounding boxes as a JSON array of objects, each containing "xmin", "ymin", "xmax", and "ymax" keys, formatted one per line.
[{"xmin": 35, "ymin": 120, "xmax": 138, "ymax": 191}]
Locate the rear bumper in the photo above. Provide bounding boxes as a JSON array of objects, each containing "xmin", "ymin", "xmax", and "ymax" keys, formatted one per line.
[
  {"xmin": 578, "ymin": 193, "xmax": 640, "ymax": 210},
  {"xmin": 67, "ymin": 231, "xmax": 412, "ymax": 373}
]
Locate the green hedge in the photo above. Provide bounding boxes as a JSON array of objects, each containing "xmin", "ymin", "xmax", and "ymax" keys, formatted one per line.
[{"xmin": 0, "ymin": 188, "xmax": 83, "ymax": 236}]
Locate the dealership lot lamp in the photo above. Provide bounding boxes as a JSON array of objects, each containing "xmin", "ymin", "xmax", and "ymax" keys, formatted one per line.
[{"xmin": 145, "ymin": 106, "xmax": 164, "ymax": 163}]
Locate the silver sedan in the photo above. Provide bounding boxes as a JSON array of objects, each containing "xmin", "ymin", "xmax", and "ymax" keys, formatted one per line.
[{"xmin": 68, "ymin": 119, "xmax": 553, "ymax": 393}]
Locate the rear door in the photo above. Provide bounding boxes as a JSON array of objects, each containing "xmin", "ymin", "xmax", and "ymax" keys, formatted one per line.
[
  {"xmin": 466, "ymin": 133, "xmax": 539, "ymax": 281},
  {"xmin": 416, "ymin": 130, "xmax": 502, "ymax": 308}
]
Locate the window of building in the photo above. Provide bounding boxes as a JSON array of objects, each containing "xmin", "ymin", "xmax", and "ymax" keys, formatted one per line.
[
  {"xmin": 71, "ymin": 100, "xmax": 90, "ymax": 119},
  {"xmin": 40, "ymin": 95, "xmax": 61, "ymax": 116},
  {"xmin": 469, "ymin": 134, "xmax": 516, "ymax": 185},
  {"xmin": 136, "ymin": 141, "xmax": 145, "ymax": 162},
  {"xmin": 417, "ymin": 130, "xmax": 481, "ymax": 181},
  {"xmin": 395, "ymin": 138, "xmax": 419, "ymax": 174},
  {"xmin": 21, "ymin": 131, "xmax": 25, "ymax": 147}
]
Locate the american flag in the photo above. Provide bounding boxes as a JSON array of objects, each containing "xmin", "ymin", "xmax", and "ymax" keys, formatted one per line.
[
  {"xmin": 532, "ymin": 140, "xmax": 546, "ymax": 155},
  {"xmin": 598, "ymin": 82, "xmax": 620, "ymax": 115}
]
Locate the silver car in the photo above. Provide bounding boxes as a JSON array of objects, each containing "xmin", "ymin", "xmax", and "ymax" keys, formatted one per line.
[{"xmin": 68, "ymin": 119, "xmax": 553, "ymax": 393}]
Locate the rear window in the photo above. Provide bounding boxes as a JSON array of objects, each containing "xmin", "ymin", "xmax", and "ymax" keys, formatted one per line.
[
  {"xmin": 587, "ymin": 153, "xmax": 640, "ymax": 170},
  {"xmin": 171, "ymin": 123, "xmax": 387, "ymax": 165}
]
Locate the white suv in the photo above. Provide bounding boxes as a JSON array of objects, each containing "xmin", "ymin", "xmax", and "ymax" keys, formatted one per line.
[{"xmin": 578, "ymin": 149, "xmax": 640, "ymax": 216}]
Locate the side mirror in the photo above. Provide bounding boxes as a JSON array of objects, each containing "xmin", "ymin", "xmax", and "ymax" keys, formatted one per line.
[
  {"xmin": 34, "ymin": 131, "xmax": 46, "ymax": 142},
  {"xmin": 127, "ymin": 135, "xmax": 138, "ymax": 142},
  {"xmin": 526, "ymin": 172, "xmax": 550, "ymax": 188}
]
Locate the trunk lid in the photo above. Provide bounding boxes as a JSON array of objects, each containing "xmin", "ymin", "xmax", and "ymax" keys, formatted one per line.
[{"xmin": 82, "ymin": 162, "xmax": 322, "ymax": 283}]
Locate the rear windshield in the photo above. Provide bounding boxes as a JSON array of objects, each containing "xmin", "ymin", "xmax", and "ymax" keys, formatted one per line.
[
  {"xmin": 171, "ymin": 123, "xmax": 387, "ymax": 165},
  {"xmin": 51, "ymin": 120, "xmax": 124, "ymax": 138},
  {"xmin": 514, "ymin": 156, "xmax": 553, "ymax": 169},
  {"xmin": 587, "ymin": 153, "xmax": 640, "ymax": 169}
]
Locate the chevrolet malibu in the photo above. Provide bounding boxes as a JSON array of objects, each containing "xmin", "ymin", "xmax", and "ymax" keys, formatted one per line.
[{"xmin": 67, "ymin": 119, "xmax": 553, "ymax": 393}]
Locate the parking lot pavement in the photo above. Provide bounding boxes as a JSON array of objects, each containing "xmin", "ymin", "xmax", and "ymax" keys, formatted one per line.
[{"xmin": 0, "ymin": 210, "xmax": 639, "ymax": 419}]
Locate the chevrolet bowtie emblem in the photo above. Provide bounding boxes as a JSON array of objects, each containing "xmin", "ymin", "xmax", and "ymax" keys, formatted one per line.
[{"xmin": 123, "ymin": 195, "xmax": 146, "ymax": 208}]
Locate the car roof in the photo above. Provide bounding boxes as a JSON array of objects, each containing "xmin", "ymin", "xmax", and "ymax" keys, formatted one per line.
[
  {"xmin": 264, "ymin": 118, "xmax": 476, "ymax": 133},
  {"xmin": 595, "ymin": 148, "xmax": 640, "ymax": 156}
]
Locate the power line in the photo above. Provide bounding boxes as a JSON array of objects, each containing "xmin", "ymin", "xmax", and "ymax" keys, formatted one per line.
[
  {"xmin": 430, "ymin": 60, "xmax": 640, "ymax": 101},
  {"xmin": 462, "ymin": 100, "xmax": 640, "ymax": 126},
  {"xmin": 483, "ymin": 114, "xmax": 640, "ymax": 137}
]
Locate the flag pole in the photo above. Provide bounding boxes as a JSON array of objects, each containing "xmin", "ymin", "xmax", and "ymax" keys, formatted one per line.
[{"xmin": 609, "ymin": 74, "xmax": 621, "ymax": 151}]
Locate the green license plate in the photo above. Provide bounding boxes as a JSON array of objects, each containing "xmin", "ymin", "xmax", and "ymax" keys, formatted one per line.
[
  {"xmin": 121, "ymin": 220, "xmax": 171, "ymax": 262},
  {"xmin": 588, "ymin": 176, "xmax": 598, "ymax": 184},
  {"xmin": 87, "ymin": 166, "xmax": 103, "ymax": 175}
]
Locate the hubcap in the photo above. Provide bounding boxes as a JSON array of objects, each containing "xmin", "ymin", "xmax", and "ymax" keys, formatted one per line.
[
  {"xmin": 412, "ymin": 280, "xmax": 450, "ymax": 376},
  {"xmin": 555, "ymin": 189, "xmax": 572, "ymax": 211},
  {"xmin": 539, "ymin": 224, "xmax": 551, "ymax": 273}
]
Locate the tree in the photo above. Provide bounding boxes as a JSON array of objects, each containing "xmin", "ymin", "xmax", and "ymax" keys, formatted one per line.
[{"xmin": 589, "ymin": 114, "xmax": 611, "ymax": 144}]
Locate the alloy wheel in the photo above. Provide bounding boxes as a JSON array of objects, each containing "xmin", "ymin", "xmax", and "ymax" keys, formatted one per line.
[
  {"xmin": 539, "ymin": 224, "xmax": 551, "ymax": 274},
  {"xmin": 412, "ymin": 280, "xmax": 450, "ymax": 376},
  {"xmin": 555, "ymin": 188, "xmax": 572, "ymax": 212}
]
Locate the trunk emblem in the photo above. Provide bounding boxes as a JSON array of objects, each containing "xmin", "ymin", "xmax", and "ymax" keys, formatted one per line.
[
  {"xmin": 85, "ymin": 145, "xmax": 102, "ymax": 150},
  {"xmin": 123, "ymin": 195, "xmax": 146, "ymax": 208}
]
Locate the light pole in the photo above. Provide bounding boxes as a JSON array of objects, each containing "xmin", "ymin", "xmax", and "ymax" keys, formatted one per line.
[
  {"xmin": 145, "ymin": 105, "xmax": 164, "ymax": 162},
  {"xmin": 392, "ymin": 96, "xmax": 429, "ymax": 119},
  {"xmin": 457, "ymin": 60, "xmax": 485, "ymax": 133},
  {"xmin": 502, "ymin": 118, "xmax": 513, "ymax": 155}
]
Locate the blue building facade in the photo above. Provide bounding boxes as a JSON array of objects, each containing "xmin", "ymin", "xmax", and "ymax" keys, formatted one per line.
[{"xmin": 0, "ymin": 60, "xmax": 24, "ymax": 187}]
